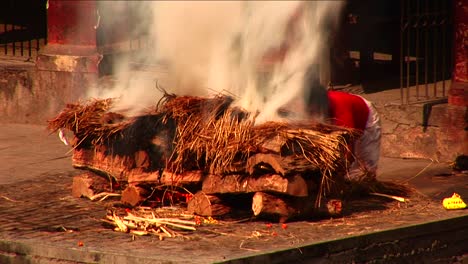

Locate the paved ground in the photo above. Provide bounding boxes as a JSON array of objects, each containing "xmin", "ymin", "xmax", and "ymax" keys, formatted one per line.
[{"xmin": 0, "ymin": 123, "xmax": 467, "ymax": 263}]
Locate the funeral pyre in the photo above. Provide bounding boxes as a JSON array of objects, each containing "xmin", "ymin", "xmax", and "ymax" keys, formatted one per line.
[{"xmin": 48, "ymin": 92, "xmax": 402, "ymax": 232}]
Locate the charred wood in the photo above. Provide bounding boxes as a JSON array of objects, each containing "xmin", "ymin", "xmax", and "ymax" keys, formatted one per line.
[
  {"xmin": 160, "ymin": 170, "xmax": 204, "ymax": 185},
  {"xmin": 246, "ymin": 153, "xmax": 320, "ymax": 176},
  {"xmin": 121, "ymin": 185, "xmax": 150, "ymax": 207},
  {"xmin": 252, "ymin": 192, "xmax": 342, "ymax": 223},
  {"xmin": 202, "ymin": 173, "xmax": 308, "ymax": 197},
  {"xmin": 72, "ymin": 171, "xmax": 114, "ymax": 199}
]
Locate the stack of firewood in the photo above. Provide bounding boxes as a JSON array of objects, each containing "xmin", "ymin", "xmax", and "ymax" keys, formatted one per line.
[{"xmin": 48, "ymin": 93, "xmax": 355, "ymax": 222}]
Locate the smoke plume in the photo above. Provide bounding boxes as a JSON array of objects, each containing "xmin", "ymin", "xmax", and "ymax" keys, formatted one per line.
[{"xmin": 88, "ymin": 1, "xmax": 344, "ymax": 123}]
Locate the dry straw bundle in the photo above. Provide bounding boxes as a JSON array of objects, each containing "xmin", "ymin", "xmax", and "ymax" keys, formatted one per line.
[
  {"xmin": 161, "ymin": 95, "xmax": 256, "ymax": 174},
  {"xmin": 253, "ymin": 122, "xmax": 353, "ymax": 174},
  {"xmin": 48, "ymin": 94, "xmax": 355, "ymax": 183},
  {"xmin": 159, "ymin": 94, "xmax": 355, "ymax": 176},
  {"xmin": 48, "ymin": 98, "xmax": 132, "ymax": 146}
]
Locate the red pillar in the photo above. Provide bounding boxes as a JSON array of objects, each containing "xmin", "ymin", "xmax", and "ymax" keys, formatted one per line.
[
  {"xmin": 450, "ymin": 0, "xmax": 468, "ymax": 106},
  {"xmin": 446, "ymin": 0, "xmax": 468, "ymax": 157},
  {"xmin": 47, "ymin": 1, "xmax": 96, "ymax": 46},
  {"xmin": 35, "ymin": 0, "xmax": 102, "ymax": 121},
  {"xmin": 37, "ymin": 0, "xmax": 101, "ymax": 73}
]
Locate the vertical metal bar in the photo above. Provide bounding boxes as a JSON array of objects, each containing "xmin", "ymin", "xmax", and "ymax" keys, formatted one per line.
[
  {"xmin": 432, "ymin": 0, "xmax": 438, "ymax": 98},
  {"xmin": 28, "ymin": 39, "xmax": 32, "ymax": 58},
  {"xmin": 424, "ymin": 0, "xmax": 429, "ymax": 98},
  {"xmin": 12, "ymin": 25, "xmax": 16, "ymax": 56},
  {"xmin": 448, "ymin": 0, "xmax": 454, "ymax": 93},
  {"xmin": 441, "ymin": 0, "xmax": 447, "ymax": 96},
  {"xmin": 400, "ymin": 0, "xmax": 405, "ymax": 104},
  {"xmin": 415, "ymin": 0, "xmax": 420, "ymax": 99},
  {"xmin": 36, "ymin": 39, "xmax": 39, "ymax": 56},
  {"xmin": 3, "ymin": 24, "xmax": 7, "ymax": 55},
  {"xmin": 20, "ymin": 27, "xmax": 24, "ymax": 57},
  {"xmin": 406, "ymin": 0, "xmax": 411, "ymax": 104},
  {"xmin": 44, "ymin": 4, "xmax": 48, "ymax": 47}
]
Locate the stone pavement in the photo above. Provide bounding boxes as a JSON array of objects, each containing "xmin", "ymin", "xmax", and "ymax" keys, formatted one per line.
[{"xmin": 0, "ymin": 123, "xmax": 467, "ymax": 263}]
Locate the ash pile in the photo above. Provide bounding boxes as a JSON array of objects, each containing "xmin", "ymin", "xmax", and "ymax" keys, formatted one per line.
[{"xmin": 48, "ymin": 92, "xmax": 360, "ymax": 223}]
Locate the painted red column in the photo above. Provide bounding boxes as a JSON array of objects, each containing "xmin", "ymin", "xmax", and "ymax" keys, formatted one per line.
[
  {"xmin": 47, "ymin": 1, "xmax": 96, "ymax": 46},
  {"xmin": 37, "ymin": 0, "xmax": 101, "ymax": 73},
  {"xmin": 446, "ymin": 0, "xmax": 468, "ymax": 158},
  {"xmin": 34, "ymin": 0, "xmax": 102, "ymax": 122},
  {"xmin": 449, "ymin": 0, "xmax": 468, "ymax": 106}
]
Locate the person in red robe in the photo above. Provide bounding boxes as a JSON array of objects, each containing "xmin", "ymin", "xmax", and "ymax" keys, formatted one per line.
[{"xmin": 326, "ymin": 90, "xmax": 381, "ymax": 180}]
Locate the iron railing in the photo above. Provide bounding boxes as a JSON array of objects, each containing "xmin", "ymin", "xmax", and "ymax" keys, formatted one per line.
[
  {"xmin": 0, "ymin": 0, "xmax": 47, "ymax": 59},
  {"xmin": 400, "ymin": 0, "xmax": 453, "ymax": 104}
]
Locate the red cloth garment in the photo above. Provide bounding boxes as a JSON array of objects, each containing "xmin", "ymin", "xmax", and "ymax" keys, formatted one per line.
[{"xmin": 327, "ymin": 91, "xmax": 370, "ymax": 131}]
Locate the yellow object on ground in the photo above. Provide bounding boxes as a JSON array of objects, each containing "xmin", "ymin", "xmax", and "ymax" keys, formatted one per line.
[{"xmin": 442, "ymin": 193, "xmax": 467, "ymax": 210}]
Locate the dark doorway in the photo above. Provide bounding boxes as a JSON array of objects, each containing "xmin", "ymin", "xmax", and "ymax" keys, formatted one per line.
[{"xmin": 331, "ymin": 0, "xmax": 453, "ymax": 98}]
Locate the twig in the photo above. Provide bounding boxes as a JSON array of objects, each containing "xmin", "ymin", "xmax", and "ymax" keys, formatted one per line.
[
  {"xmin": 130, "ymin": 230, "xmax": 149, "ymax": 236},
  {"xmin": 1, "ymin": 195, "xmax": 19, "ymax": 202},
  {"xmin": 112, "ymin": 212, "xmax": 129, "ymax": 232},
  {"xmin": 159, "ymin": 226, "xmax": 173, "ymax": 237},
  {"xmin": 89, "ymin": 192, "xmax": 121, "ymax": 201},
  {"xmin": 124, "ymin": 215, "xmax": 197, "ymax": 230},
  {"xmin": 403, "ymin": 159, "xmax": 434, "ymax": 183},
  {"xmin": 157, "ymin": 221, "xmax": 196, "ymax": 231},
  {"xmin": 369, "ymin": 192, "xmax": 408, "ymax": 203},
  {"xmin": 239, "ymin": 240, "xmax": 260, "ymax": 252},
  {"xmin": 126, "ymin": 216, "xmax": 197, "ymax": 226}
]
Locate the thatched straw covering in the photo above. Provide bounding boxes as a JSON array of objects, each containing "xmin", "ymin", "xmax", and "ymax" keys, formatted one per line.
[
  {"xmin": 48, "ymin": 94, "xmax": 356, "ymax": 190},
  {"xmin": 157, "ymin": 94, "xmax": 355, "ymax": 176},
  {"xmin": 47, "ymin": 98, "xmax": 133, "ymax": 146},
  {"xmin": 160, "ymin": 95, "xmax": 255, "ymax": 174}
]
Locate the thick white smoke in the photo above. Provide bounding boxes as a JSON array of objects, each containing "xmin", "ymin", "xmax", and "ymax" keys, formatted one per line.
[{"xmin": 88, "ymin": 1, "xmax": 344, "ymax": 122}]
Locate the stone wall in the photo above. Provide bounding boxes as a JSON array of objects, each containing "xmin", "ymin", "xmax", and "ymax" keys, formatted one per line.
[
  {"xmin": 0, "ymin": 61, "xmax": 37, "ymax": 124},
  {"xmin": 0, "ymin": 58, "xmax": 97, "ymax": 125},
  {"xmin": 377, "ymin": 103, "xmax": 467, "ymax": 162}
]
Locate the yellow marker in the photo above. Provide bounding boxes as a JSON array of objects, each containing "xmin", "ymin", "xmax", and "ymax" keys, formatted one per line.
[{"xmin": 442, "ymin": 193, "xmax": 467, "ymax": 210}]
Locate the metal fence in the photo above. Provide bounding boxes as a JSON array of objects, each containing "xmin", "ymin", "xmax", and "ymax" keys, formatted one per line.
[
  {"xmin": 0, "ymin": 0, "xmax": 47, "ymax": 59},
  {"xmin": 400, "ymin": 0, "xmax": 453, "ymax": 104}
]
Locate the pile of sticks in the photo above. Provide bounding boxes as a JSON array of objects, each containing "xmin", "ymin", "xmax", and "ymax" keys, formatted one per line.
[{"xmin": 104, "ymin": 207, "xmax": 204, "ymax": 239}]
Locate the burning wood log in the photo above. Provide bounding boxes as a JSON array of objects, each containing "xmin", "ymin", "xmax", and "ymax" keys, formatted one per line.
[
  {"xmin": 246, "ymin": 153, "xmax": 286, "ymax": 175},
  {"xmin": 121, "ymin": 185, "xmax": 150, "ymax": 206},
  {"xmin": 257, "ymin": 134, "xmax": 287, "ymax": 153},
  {"xmin": 72, "ymin": 147, "xmax": 136, "ymax": 182},
  {"xmin": 246, "ymin": 153, "xmax": 321, "ymax": 176},
  {"xmin": 252, "ymin": 192, "xmax": 342, "ymax": 222},
  {"xmin": 202, "ymin": 173, "xmax": 309, "ymax": 197},
  {"xmin": 73, "ymin": 146, "xmax": 204, "ymax": 186},
  {"xmin": 160, "ymin": 170, "xmax": 204, "ymax": 185},
  {"xmin": 72, "ymin": 172, "xmax": 114, "ymax": 199},
  {"xmin": 73, "ymin": 147, "xmax": 163, "ymax": 183},
  {"xmin": 127, "ymin": 169, "xmax": 160, "ymax": 184},
  {"xmin": 187, "ymin": 191, "xmax": 231, "ymax": 217}
]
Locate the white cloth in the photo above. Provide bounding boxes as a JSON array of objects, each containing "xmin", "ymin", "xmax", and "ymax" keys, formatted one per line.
[{"xmin": 347, "ymin": 97, "xmax": 381, "ymax": 180}]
